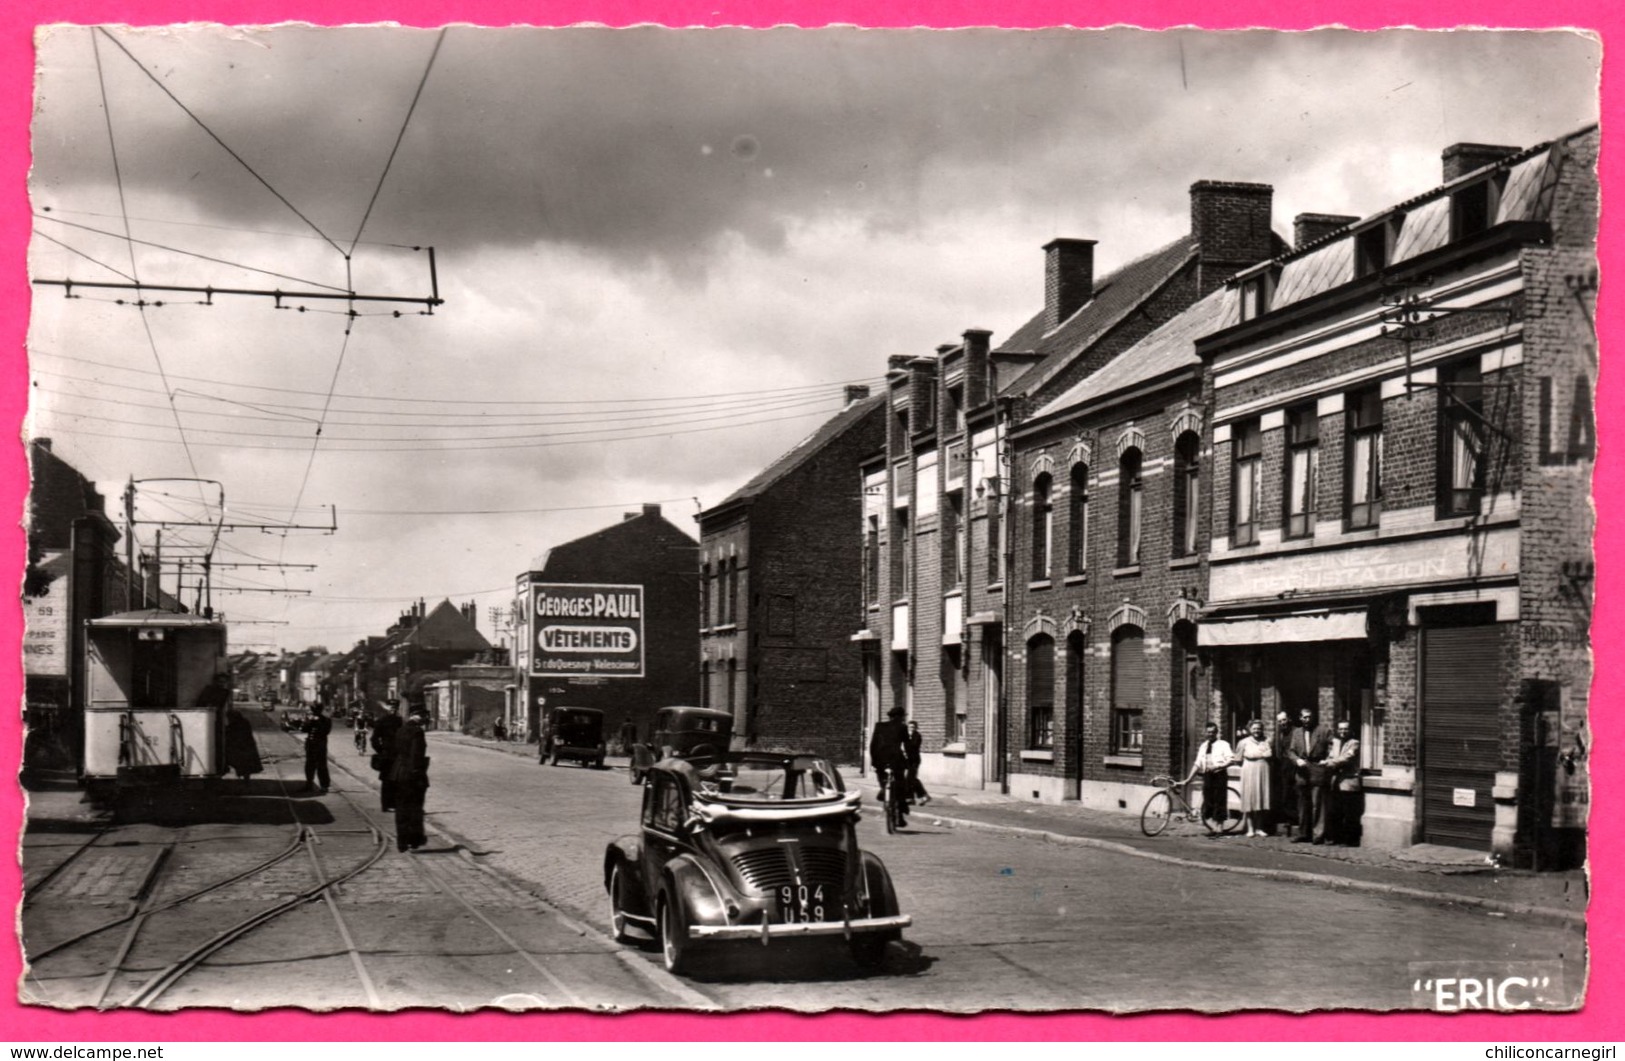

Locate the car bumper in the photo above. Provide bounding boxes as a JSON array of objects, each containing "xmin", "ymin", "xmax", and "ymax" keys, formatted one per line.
[{"xmin": 689, "ymin": 914, "xmax": 911, "ymax": 941}]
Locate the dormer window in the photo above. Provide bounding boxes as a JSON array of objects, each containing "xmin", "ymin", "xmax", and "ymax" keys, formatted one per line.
[
  {"xmin": 1450, "ymin": 175, "xmax": 1505, "ymax": 242},
  {"xmin": 1238, "ymin": 268, "xmax": 1278, "ymax": 322},
  {"xmin": 1355, "ymin": 216, "xmax": 1402, "ymax": 277},
  {"xmin": 947, "ymin": 383, "xmax": 965, "ymax": 435}
]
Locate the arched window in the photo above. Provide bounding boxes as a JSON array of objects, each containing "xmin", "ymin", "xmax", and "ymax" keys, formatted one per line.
[
  {"xmin": 1172, "ymin": 432, "xmax": 1200, "ymax": 557},
  {"xmin": 1027, "ymin": 634, "xmax": 1055, "ymax": 749},
  {"xmin": 1111, "ymin": 625, "xmax": 1146, "ymax": 754},
  {"xmin": 1067, "ymin": 464, "xmax": 1089, "ymax": 574},
  {"xmin": 1031, "ymin": 472, "xmax": 1054, "ymax": 580},
  {"xmin": 1118, "ymin": 449, "xmax": 1143, "ymax": 567}
]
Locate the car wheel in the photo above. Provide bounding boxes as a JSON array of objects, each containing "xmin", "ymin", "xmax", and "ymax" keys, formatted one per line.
[
  {"xmin": 1221, "ymin": 786, "xmax": 1246, "ymax": 834},
  {"xmin": 608, "ymin": 865, "xmax": 634, "ymax": 944},
  {"xmin": 657, "ymin": 893, "xmax": 697, "ymax": 975}
]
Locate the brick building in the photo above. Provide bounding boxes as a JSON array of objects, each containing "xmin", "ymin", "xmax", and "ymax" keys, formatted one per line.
[
  {"xmin": 1194, "ymin": 127, "xmax": 1596, "ymax": 862},
  {"xmin": 514, "ymin": 504, "xmax": 698, "ymax": 743},
  {"xmin": 860, "ymin": 179, "xmax": 1287, "ymax": 790},
  {"xmin": 698, "ymin": 387, "xmax": 885, "ymax": 760}
]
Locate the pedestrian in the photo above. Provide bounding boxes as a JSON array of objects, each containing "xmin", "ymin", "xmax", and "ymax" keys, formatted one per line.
[
  {"xmin": 1288, "ymin": 707, "xmax": 1333, "ymax": 843},
  {"xmin": 371, "ymin": 700, "xmax": 403, "ymax": 813},
  {"xmin": 1270, "ymin": 710, "xmax": 1296, "ymax": 836},
  {"xmin": 391, "ymin": 707, "xmax": 431, "ymax": 852},
  {"xmin": 1325, "ymin": 719, "xmax": 1362, "ymax": 846},
  {"xmin": 298, "ymin": 702, "xmax": 332, "ymax": 793},
  {"xmin": 222, "ymin": 704, "xmax": 263, "ymax": 783},
  {"xmin": 618, "ymin": 718, "xmax": 638, "ymax": 756},
  {"xmin": 1186, "ymin": 721, "xmax": 1235, "ymax": 834},
  {"xmin": 868, "ymin": 707, "xmax": 910, "ymax": 827},
  {"xmin": 354, "ymin": 713, "xmax": 370, "ymax": 755},
  {"xmin": 904, "ymin": 720, "xmax": 930, "ymax": 806},
  {"xmin": 1235, "ymin": 718, "xmax": 1272, "ymax": 837}
]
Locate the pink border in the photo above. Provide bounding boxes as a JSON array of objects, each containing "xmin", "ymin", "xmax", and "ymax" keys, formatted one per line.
[{"xmin": 2, "ymin": 0, "xmax": 1615, "ymax": 1042}]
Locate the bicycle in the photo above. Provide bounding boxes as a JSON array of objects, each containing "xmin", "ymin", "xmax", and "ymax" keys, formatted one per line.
[
  {"xmin": 1140, "ymin": 774, "xmax": 1244, "ymax": 837},
  {"xmin": 878, "ymin": 768, "xmax": 909, "ymax": 833}
]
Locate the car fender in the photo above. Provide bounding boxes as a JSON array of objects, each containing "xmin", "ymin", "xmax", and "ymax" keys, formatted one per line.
[
  {"xmin": 604, "ymin": 837, "xmax": 649, "ymax": 910},
  {"xmin": 660, "ymin": 852, "xmax": 732, "ymax": 928}
]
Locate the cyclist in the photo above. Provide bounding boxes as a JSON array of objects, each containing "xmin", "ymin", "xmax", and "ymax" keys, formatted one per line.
[{"xmin": 868, "ymin": 706, "xmax": 911, "ymax": 829}]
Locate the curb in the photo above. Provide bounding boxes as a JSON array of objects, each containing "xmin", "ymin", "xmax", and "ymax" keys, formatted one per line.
[{"xmin": 920, "ymin": 809, "xmax": 1585, "ymax": 927}]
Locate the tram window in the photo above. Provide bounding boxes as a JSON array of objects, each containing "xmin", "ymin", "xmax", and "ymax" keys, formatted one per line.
[{"xmin": 130, "ymin": 635, "xmax": 178, "ymax": 708}]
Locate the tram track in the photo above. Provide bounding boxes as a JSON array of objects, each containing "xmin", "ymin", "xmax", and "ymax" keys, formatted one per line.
[{"xmin": 26, "ymin": 716, "xmax": 715, "ymax": 1011}]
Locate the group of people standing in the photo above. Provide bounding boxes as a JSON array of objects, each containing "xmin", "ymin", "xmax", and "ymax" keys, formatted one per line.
[
  {"xmin": 1189, "ymin": 708, "xmax": 1362, "ymax": 845},
  {"xmin": 367, "ymin": 699, "xmax": 432, "ymax": 852}
]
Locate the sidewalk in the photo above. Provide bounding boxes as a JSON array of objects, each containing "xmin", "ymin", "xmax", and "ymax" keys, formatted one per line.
[
  {"xmin": 851, "ymin": 773, "xmax": 1587, "ymax": 925},
  {"xmin": 430, "ymin": 731, "xmax": 1587, "ymax": 925}
]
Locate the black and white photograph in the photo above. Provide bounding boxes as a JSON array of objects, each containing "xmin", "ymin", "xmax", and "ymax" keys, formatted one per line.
[{"xmin": 18, "ymin": 24, "xmax": 1599, "ymax": 1014}]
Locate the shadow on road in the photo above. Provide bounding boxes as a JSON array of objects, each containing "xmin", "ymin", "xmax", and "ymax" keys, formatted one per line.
[{"xmin": 109, "ymin": 782, "xmax": 339, "ymax": 827}]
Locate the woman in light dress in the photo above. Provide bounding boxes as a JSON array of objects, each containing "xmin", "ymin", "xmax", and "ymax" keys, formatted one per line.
[{"xmin": 1236, "ymin": 718, "xmax": 1273, "ymax": 837}]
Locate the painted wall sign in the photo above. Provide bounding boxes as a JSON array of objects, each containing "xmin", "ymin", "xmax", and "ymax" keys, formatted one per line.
[
  {"xmin": 529, "ymin": 583, "xmax": 645, "ymax": 679},
  {"xmin": 1210, "ymin": 526, "xmax": 1517, "ymax": 603},
  {"xmin": 22, "ymin": 551, "xmax": 68, "ymax": 678},
  {"xmin": 1537, "ymin": 370, "xmax": 1595, "ymax": 466}
]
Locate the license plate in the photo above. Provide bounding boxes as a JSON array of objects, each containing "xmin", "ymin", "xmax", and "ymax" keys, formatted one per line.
[{"xmin": 777, "ymin": 883, "xmax": 829, "ymax": 923}]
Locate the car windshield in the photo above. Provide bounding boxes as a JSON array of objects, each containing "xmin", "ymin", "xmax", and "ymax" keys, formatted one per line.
[
  {"xmin": 560, "ymin": 712, "xmax": 597, "ymax": 726},
  {"xmin": 682, "ymin": 717, "xmax": 724, "ymax": 733},
  {"xmin": 693, "ymin": 756, "xmax": 843, "ymax": 803}
]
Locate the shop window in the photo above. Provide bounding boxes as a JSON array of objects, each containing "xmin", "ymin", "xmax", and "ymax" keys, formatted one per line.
[
  {"xmin": 1027, "ymin": 634, "xmax": 1055, "ymax": 749},
  {"xmin": 1117, "ymin": 448, "xmax": 1143, "ymax": 566},
  {"xmin": 1111, "ymin": 626, "xmax": 1146, "ymax": 755},
  {"xmin": 1347, "ymin": 387, "xmax": 1384, "ymax": 529},
  {"xmin": 1439, "ymin": 361, "xmax": 1486, "ymax": 517},
  {"xmin": 1284, "ymin": 405, "xmax": 1319, "ymax": 540},
  {"xmin": 1231, "ymin": 420, "xmax": 1262, "ymax": 546},
  {"xmin": 1068, "ymin": 463, "xmax": 1089, "ymax": 574},
  {"xmin": 1031, "ymin": 472, "xmax": 1054, "ymax": 580},
  {"xmin": 1172, "ymin": 432, "xmax": 1201, "ymax": 557}
]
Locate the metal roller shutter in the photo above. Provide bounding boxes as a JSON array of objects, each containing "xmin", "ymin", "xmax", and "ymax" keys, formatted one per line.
[{"xmin": 1421, "ymin": 624, "xmax": 1500, "ymax": 848}]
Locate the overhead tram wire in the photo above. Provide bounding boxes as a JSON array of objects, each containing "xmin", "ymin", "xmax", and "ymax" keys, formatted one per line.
[
  {"xmin": 35, "ymin": 403, "xmax": 848, "ymax": 453},
  {"xmin": 35, "ymin": 205, "xmax": 421, "ymax": 249},
  {"xmin": 95, "ymin": 27, "xmax": 346, "ymax": 258},
  {"xmin": 32, "ymin": 350, "xmax": 884, "ymax": 408},
  {"xmin": 283, "ymin": 28, "xmax": 446, "ymax": 540},
  {"xmin": 34, "ymin": 213, "xmax": 352, "ymax": 293},
  {"xmin": 90, "ymin": 29, "xmax": 203, "ymax": 487},
  {"xmin": 31, "ymin": 229, "xmax": 135, "ymax": 281},
  {"xmin": 35, "ymin": 379, "xmax": 841, "ymax": 430},
  {"xmin": 38, "ymin": 391, "xmax": 843, "ymax": 445}
]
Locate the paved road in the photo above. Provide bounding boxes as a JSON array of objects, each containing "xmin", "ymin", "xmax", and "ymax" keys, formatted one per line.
[{"xmin": 390, "ymin": 736, "xmax": 1587, "ymax": 1013}]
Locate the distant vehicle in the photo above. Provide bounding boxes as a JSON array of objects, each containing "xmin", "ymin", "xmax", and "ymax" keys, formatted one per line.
[
  {"xmin": 603, "ymin": 751, "xmax": 910, "ymax": 975},
  {"xmin": 540, "ymin": 706, "xmax": 607, "ymax": 769},
  {"xmin": 629, "ymin": 706, "xmax": 733, "ymax": 785},
  {"xmin": 81, "ymin": 609, "xmax": 230, "ymax": 796}
]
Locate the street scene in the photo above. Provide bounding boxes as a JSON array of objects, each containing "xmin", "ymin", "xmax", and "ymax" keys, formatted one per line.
[{"xmin": 18, "ymin": 26, "xmax": 1599, "ymax": 1014}]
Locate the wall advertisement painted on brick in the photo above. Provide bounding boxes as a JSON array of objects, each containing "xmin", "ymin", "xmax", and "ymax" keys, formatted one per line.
[{"xmin": 528, "ymin": 583, "xmax": 645, "ymax": 679}]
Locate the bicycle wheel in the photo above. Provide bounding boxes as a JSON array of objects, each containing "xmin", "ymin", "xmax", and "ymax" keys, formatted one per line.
[
  {"xmin": 1140, "ymin": 790, "xmax": 1174, "ymax": 836},
  {"xmin": 1220, "ymin": 786, "xmax": 1246, "ymax": 834}
]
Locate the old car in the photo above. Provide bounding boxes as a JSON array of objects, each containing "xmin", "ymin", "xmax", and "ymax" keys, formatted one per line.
[
  {"xmin": 539, "ymin": 706, "xmax": 607, "ymax": 768},
  {"xmin": 603, "ymin": 751, "xmax": 910, "ymax": 975},
  {"xmin": 628, "ymin": 705, "xmax": 733, "ymax": 784}
]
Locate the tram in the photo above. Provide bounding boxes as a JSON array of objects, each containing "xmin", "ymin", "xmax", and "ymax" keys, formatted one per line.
[{"xmin": 82, "ymin": 609, "xmax": 230, "ymax": 791}]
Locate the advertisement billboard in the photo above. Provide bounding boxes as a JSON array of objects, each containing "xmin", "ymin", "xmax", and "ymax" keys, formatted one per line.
[{"xmin": 529, "ymin": 583, "xmax": 645, "ymax": 679}]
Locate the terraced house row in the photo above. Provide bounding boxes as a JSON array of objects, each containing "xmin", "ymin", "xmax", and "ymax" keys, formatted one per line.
[{"xmin": 705, "ymin": 124, "xmax": 1595, "ymax": 867}]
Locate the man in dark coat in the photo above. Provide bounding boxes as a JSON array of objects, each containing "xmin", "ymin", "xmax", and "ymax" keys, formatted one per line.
[
  {"xmin": 904, "ymin": 720, "xmax": 930, "ymax": 805},
  {"xmin": 1287, "ymin": 707, "xmax": 1333, "ymax": 843},
  {"xmin": 371, "ymin": 701, "xmax": 404, "ymax": 813},
  {"xmin": 222, "ymin": 705, "xmax": 263, "ymax": 783},
  {"xmin": 299, "ymin": 702, "xmax": 332, "ymax": 793},
  {"xmin": 869, "ymin": 707, "xmax": 910, "ymax": 826},
  {"xmin": 391, "ymin": 708, "xmax": 431, "ymax": 852}
]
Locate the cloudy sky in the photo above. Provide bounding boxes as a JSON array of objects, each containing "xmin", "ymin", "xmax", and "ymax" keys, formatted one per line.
[{"xmin": 25, "ymin": 25, "xmax": 1599, "ymax": 654}]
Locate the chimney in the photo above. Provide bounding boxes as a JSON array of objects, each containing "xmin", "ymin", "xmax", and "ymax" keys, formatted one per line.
[
  {"xmin": 1442, "ymin": 143, "xmax": 1521, "ymax": 183},
  {"xmin": 1191, "ymin": 180, "xmax": 1275, "ymax": 294},
  {"xmin": 963, "ymin": 329, "xmax": 992, "ymax": 408},
  {"xmin": 1043, "ymin": 238, "xmax": 1096, "ymax": 331},
  {"xmin": 908, "ymin": 358, "xmax": 936, "ymax": 437},
  {"xmin": 642, "ymin": 503, "xmax": 661, "ymax": 518},
  {"xmin": 1293, "ymin": 213, "xmax": 1359, "ymax": 250},
  {"xmin": 844, "ymin": 384, "xmax": 870, "ymax": 404},
  {"xmin": 887, "ymin": 354, "xmax": 912, "ymax": 373}
]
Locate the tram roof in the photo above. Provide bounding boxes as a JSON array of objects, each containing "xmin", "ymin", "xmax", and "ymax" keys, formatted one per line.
[{"xmin": 87, "ymin": 608, "xmax": 224, "ymax": 629}]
